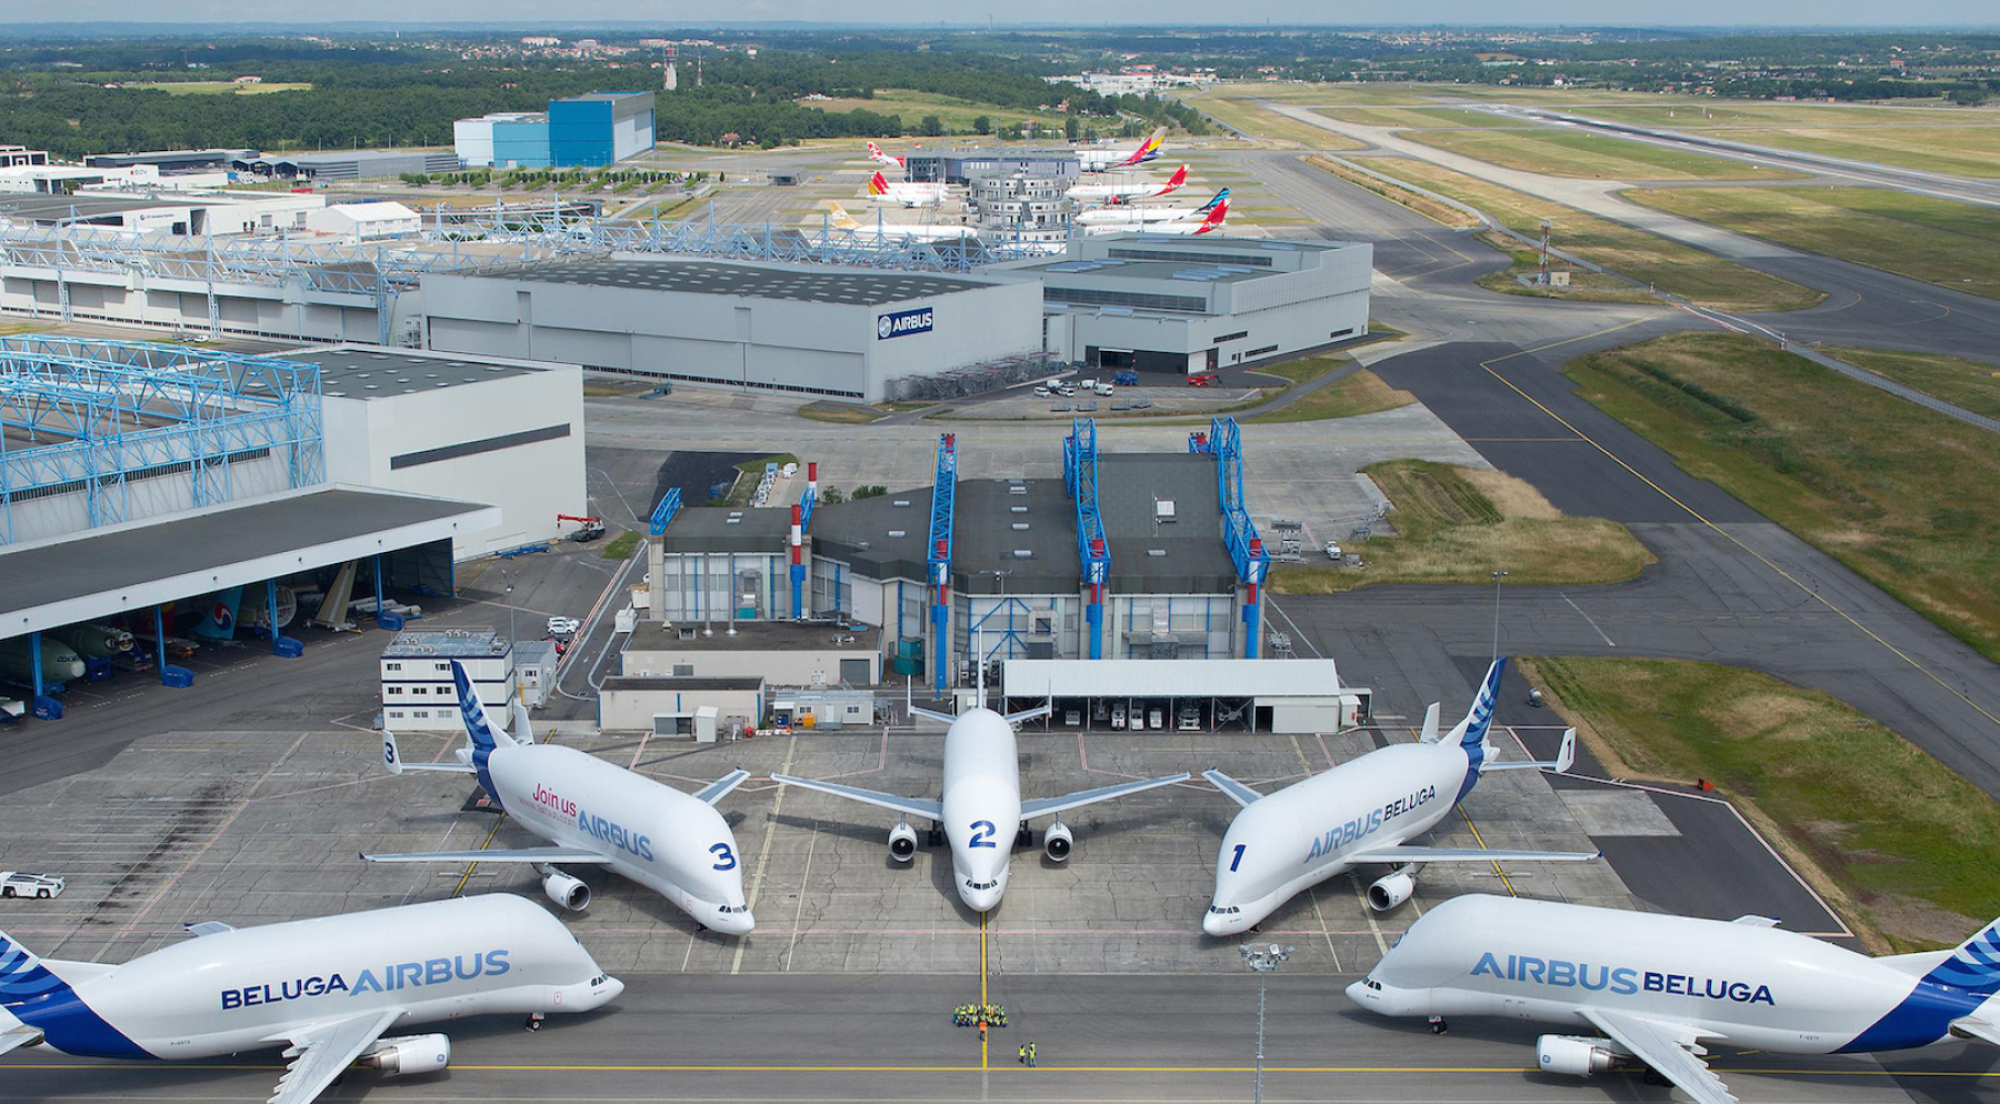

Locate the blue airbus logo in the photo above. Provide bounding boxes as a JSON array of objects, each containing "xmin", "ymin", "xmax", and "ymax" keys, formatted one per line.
[
  {"xmin": 1471, "ymin": 952, "xmax": 1775, "ymax": 1006},
  {"xmin": 579, "ymin": 807, "xmax": 654, "ymax": 861},
  {"xmin": 1305, "ymin": 785, "xmax": 1436, "ymax": 862},
  {"xmin": 220, "ymin": 949, "xmax": 510, "ymax": 1010},
  {"xmin": 877, "ymin": 307, "xmax": 934, "ymax": 340}
]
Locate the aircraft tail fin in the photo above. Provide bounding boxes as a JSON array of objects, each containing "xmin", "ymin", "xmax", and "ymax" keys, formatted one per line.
[
  {"xmin": 1193, "ymin": 198, "xmax": 1227, "ymax": 233},
  {"xmin": 1417, "ymin": 702, "xmax": 1443, "ymax": 744},
  {"xmin": 868, "ymin": 171, "xmax": 890, "ymax": 197},
  {"xmin": 1445, "ymin": 657, "xmax": 1507, "ymax": 754},
  {"xmin": 824, "ymin": 201, "xmax": 862, "ymax": 231},
  {"xmin": 1931, "ymin": 920, "xmax": 2000, "ymax": 997},
  {"xmin": 1197, "ymin": 187, "xmax": 1230, "ymax": 213},
  {"xmin": 1125, "ymin": 126, "xmax": 1167, "ymax": 165},
  {"xmin": 450, "ymin": 660, "xmax": 517, "ymax": 753},
  {"xmin": 189, "ymin": 586, "xmax": 244, "ymax": 641},
  {"xmin": 1158, "ymin": 163, "xmax": 1189, "ymax": 193}
]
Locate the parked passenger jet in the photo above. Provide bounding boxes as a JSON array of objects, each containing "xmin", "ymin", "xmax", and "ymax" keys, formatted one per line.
[
  {"xmin": 1076, "ymin": 126, "xmax": 1168, "ymax": 172},
  {"xmin": 0, "ymin": 894, "xmax": 619, "ymax": 1104},
  {"xmin": 867, "ymin": 171, "xmax": 951, "ymax": 208},
  {"xmin": 821, "ymin": 201, "xmax": 980, "ymax": 244},
  {"xmin": 1076, "ymin": 188, "xmax": 1227, "ymax": 227},
  {"xmin": 866, "ymin": 141, "xmax": 905, "ymax": 168},
  {"xmin": 771, "ymin": 689, "xmax": 1188, "ymax": 912},
  {"xmin": 1082, "ymin": 197, "xmax": 1230, "ymax": 238},
  {"xmin": 1200, "ymin": 658, "xmax": 1597, "ymax": 936},
  {"xmin": 364, "ymin": 661, "xmax": 755, "ymax": 935},
  {"xmin": 1067, "ymin": 163, "xmax": 1189, "ymax": 204},
  {"xmin": 1350, "ymin": 893, "xmax": 2000, "ymax": 1104}
]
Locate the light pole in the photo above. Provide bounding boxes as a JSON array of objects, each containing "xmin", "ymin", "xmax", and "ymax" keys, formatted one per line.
[
  {"xmin": 1240, "ymin": 941, "xmax": 1292, "ymax": 1104},
  {"xmin": 499, "ymin": 567, "xmax": 517, "ymax": 644},
  {"xmin": 1490, "ymin": 569, "xmax": 1509, "ymax": 660}
]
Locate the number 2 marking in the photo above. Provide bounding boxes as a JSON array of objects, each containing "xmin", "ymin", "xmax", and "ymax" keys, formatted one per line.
[
  {"xmin": 968, "ymin": 820, "xmax": 998, "ymax": 848},
  {"xmin": 710, "ymin": 842, "xmax": 737, "ymax": 871},
  {"xmin": 1229, "ymin": 844, "xmax": 1246, "ymax": 872}
]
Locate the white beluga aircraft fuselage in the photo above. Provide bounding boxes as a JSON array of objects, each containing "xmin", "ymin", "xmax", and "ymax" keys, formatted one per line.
[
  {"xmin": 774, "ymin": 690, "xmax": 1187, "ymax": 913},
  {"xmin": 0, "ymin": 894, "xmax": 618, "ymax": 1104},
  {"xmin": 1349, "ymin": 893, "xmax": 2000, "ymax": 1104},
  {"xmin": 1202, "ymin": 658, "xmax": 1596, "ymax": 936},
  {"xmin": 365, "ymin": 661, "xmax": 754, "ymax": 935}
]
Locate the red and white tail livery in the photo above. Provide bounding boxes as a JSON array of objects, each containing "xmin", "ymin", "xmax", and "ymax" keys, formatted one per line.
[{"xmin": 867, "ymin": 141, "xmax": 904, "ymax": 168}]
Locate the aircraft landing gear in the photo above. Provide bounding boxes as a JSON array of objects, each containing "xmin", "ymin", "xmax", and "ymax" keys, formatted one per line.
[
  {"xmin": 526, "ymin": 1012, "xmax": 546, "ymax": 1032},
  {"xmin": 1428, "ymin": 1015, "xmax": 1448, "ymax": 1035}
]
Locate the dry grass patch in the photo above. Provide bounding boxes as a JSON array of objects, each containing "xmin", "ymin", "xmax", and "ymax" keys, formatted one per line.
[
  {"xmin": 1522, "ymin": 655, "xmax": 2000, "ymax": 951},
  {"xmin": 1271, "ymin": 461, "xmax": 1653, "ymax": 593},
  {"xmin": 1306, "ymin": 156, "xmax": 1477, "ymax": 228},
  {"xmin": 1405, "ymin": 126, "xmax": 1799, "ymax": 181},
  {"xmin": 1247, "ymin": 366, "xmax": 1416, "ymax": 424}
]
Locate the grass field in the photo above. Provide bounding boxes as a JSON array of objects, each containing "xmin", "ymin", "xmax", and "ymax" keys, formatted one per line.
[
  {"xmin": 811, "ymin": 89, "xmax": 1058, "ymax": 135},
  {"xmin": 797, "ymin": 401, "xmax": 886, "ymax": 424},
  {"xmin": 1270, "ymin": 460, "xmax": 1653, "ymax": 594},
  {"xmin": 1721, "ymin": 126, "xmax": 2000, "ymax": 178},
  {"xmin": 1566, "ymin": 333, "xmax": 2000, "ymax": 663},
  {"xmin": 1401, "ymin": 126, "xmax": 1802, "ymax": 181},
  {"xmin": 127, "ymin": 80, "xmax": 311, "ymax": 95},
  {"xmin": 1352, "ymin": 157, "xmax": 1823, "ymax": 312},
  {"xmin": 1523, "ymin": 655, "xmax": 2000, "ymax": 951},
  {"xmin": 1245, "ymin": 364, "xmax": 1416, "ymax": 424},
  {"xmin": 599, "ymin": 531, "xmax": 642, "ymax": 561},
  {"xmin": 1825, "ymin": 347, "xmax": 2000, "ymax": 421},
  {"xmin": 1626, "ymin": 185, "xmax": 2000, "ymax": 301},
  {"xmin": 1182, "ymin": 90, "xmax": 1364, "ymax": 149},
  {"xmin": 1576, "ymin": 102, "xmax": 1979, "ymax": 129}
]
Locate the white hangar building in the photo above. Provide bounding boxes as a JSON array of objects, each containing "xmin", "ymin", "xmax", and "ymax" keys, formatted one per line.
[
  {"xmin": 1016, "ymin": 234, "xmax": 1374, "ymax": 375},
  {"xmin": 418, "ymin": 257, "xmax": 1047, "ymax": 403}
]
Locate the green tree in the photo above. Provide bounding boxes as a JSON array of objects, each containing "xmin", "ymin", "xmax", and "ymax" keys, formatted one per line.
[
  {"xmin": 919, "ymin": 114, "xmax": 944, "ymax": 137},
  {"xmin": 972, "ymin": 114, "xmax": 991, "ymax": 135},
  {"xmin": 1063, "ymin": 115, "xmax": 1080, "ymax": 140}
]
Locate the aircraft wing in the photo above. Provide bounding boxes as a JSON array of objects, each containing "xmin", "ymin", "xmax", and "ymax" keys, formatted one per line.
[
  {"xmin": 1019, "ymin": 773, "xmax": 1190, "ymax": 820},
  {"xmin": 359, "ymin": 847, "xmax": 614, "ymax": 865},
  {"xmin": 693, "ymin": 769, "xmax": 751, "ymax": 806},
  {"xmin": 267, "ymin": 1009, "xmax": 401, "ymax": 1104},
  {"xmin": 1950, "ymin": 1016, "xmax": 2000, "ymax": 1047},
  {"xmin": 184, "ymin": 921, "xmax": 236, "ymax": 937},
  {"xmin": 1347, "ymin": 845, "xmax": 1602, "ymax": 865},
  {"xmin": 1581, "ymin": 1007, "xmax": 1736, "ymax": 1104},
  {"xmin": 769, "ymin": 774, "xmax": 942, "ymax": 821},
  {"xmin": 1201, "ymin": 769, "xmax": 1264, "ymax": 810}
]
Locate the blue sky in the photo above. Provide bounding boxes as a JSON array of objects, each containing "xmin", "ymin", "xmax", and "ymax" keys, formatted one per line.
[{"xmin": 39, "ymin": 1, "xmax": 2000, "ymax": 28}]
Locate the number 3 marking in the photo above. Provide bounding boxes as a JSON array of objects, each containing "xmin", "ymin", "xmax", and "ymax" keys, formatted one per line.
[
  {"xmin": 1229, "ymin": 843, "xmax": 1246, "ymax": 872},
  {"xmin": 968, "ymin": 820, "xmax": 998, "ymax": 848},
  {"xmin": 710, "ymin": 842, "xmax": 737, "ymax": 870}
]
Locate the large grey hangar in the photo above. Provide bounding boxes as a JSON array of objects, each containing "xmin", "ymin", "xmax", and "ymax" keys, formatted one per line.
[{"xmin": 420, "ymin": 258, "xmax": 1047, "ymax": 403}]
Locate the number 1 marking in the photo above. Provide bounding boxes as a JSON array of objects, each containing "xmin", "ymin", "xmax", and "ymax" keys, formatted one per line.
[{"xmin": 1229, "ymin": 843, "xmax": 1246, "ymax": 872}]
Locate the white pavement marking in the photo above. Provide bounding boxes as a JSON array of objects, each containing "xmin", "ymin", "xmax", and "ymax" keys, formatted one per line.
[
  {"xmin": 783, "ymin": 823, "xmax": 820, "ymax": 972},
  {"xmin": 1561, "ymin": 593, "xmax": 1618, "ymax": 647},
  {"xmin": 731, "ymin": 734, "xmax": 799, "ymax": 974}
]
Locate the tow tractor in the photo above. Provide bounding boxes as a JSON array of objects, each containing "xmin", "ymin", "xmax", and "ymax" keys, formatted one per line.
[{"xmin": 557, "ymin": 514, "xmax": 607, "ymax": 542}]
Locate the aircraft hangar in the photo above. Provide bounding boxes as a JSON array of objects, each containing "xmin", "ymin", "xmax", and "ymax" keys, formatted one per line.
[{"xmin": 0, "ymin": 335, "xmax": 583, "ymax": 718}]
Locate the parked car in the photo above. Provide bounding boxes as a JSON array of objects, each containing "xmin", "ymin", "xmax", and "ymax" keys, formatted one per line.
[
  {"xmin": 0, "ymin": 871, "xmax": 65, "ymax": 899},
  {"xmin": 1094, "ymin": 383, "xmax": 1115, "ymax": 396},
  {"xmin": 1109, "ymin": 703, "xmax": 1127, "ymax": 730},
  {"xmin": 1325, "ymin": 541, "xmax": 1342, "ymax": 560},
  {"xmin": 546, "ymin": 616, "xmax": 582, "ymax": 637},
  {"xmin": 1033, "ymin": 386, "xmax": 1051, "ymax": 398}
]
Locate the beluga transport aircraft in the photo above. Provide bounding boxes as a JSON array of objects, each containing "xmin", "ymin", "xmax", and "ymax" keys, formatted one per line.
[
  {"xmin": 1201, "ymin": 658, "xmax": 1598, "ymax": 935},
  {"xmin": 0, "ymin": 894, "xmax": 619, "ymax": 1104},
  {"xmin": 364, "ymin": 661, "xmax": 756, "ymax": 935},
  {"xmin": 1349, "ymin": 893, "xmax": 2000, "ymax": 1104},
  {"xmin": 772, "ymin": 679, "xmax": 1188, "ymax": 912}
]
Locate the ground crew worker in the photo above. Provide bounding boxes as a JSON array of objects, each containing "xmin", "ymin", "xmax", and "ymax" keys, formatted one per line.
[
  {"xmin": 1027, "ymin": 1041, "xmax": 1037, "ymax": 1067},
  {"xmin": 1018, "ymin": 1043, "xmax": 1027, "ymax": 1065}
]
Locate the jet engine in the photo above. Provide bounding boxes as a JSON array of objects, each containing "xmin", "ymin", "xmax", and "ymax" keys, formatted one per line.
[
  {"xmin": 1043, "ymin": 819, "xmax": 1074, "ymax": 862},
  {"xmin": 1365, "ymin": 870, "xmax": 1415, "ymax": 912},
  {"xmin": 542, "ymin": 870, "xmax": 591, "ymax": 912},
  {"xmin": 360, "ymin": 1034, "xmax": 451, "ymax": 1076},
  {"xmin": 1536, "ymin": 1035, "xmax": 1620, "ymax": 1078},
  {"xmin": 888, "ymin": 821, "xmax": 919, "ymax": 863}
]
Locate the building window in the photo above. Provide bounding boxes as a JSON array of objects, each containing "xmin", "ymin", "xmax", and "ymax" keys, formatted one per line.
[
  {"xmin": 1245, "ymin": 344, "xmax": 1279, "ymax": 358},
  {"xmin": 1212, "ymin": 330, "xmax": 1248, "ymax": 343},
  {"xmin": 673, "ymin": 664, "xmax": 695, "ymax": 677},
  {"xmin": 412, "ymin": 686, "xmax": 427, "ymax": 696},
  {"xmin": 386, "ymin": 662, "xmax": 401, "ymax": 672},
  {"xmin": 388, "ymin": 686, "xmax": 404, "ymax": 696},
  {"xmin": 413, "ymin": 710, "xmax": 428, "ymax": 719}
]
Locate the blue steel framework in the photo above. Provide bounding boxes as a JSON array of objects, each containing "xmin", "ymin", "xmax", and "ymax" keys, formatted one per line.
[
  {"xmin": 1193, "ymin": 417, "xmax": 1270, "ymax": 659},
  {"xmin": 1062, "ymin": 417, "xmax": 1111, "ymax": 661},
  {"xmin": 927, "ymin": 434, "xmax": 957, "ymax": 695},
  {"xmin": 648, "ymin": 488, "xmax": 682, "ymax": 536},
  {"xmin": 0, "ymin": 336, "xmax": 324, "ymax": 546}
]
